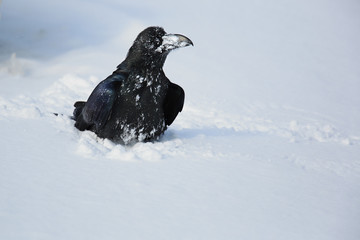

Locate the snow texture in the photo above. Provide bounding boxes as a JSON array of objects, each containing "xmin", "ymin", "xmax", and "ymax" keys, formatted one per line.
[
  {"xmin": 1, "ymin": 0, "xmax": 360, "ymax": 240},
  {"xmin": 155, "ymin": 34, "xmax": 191, "ymax": 53}
]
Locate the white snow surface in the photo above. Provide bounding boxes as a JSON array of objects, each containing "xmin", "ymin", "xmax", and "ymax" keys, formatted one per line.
[{"xmin": 1, "ymin": 0, "xmax": 360, "ymax": 239}]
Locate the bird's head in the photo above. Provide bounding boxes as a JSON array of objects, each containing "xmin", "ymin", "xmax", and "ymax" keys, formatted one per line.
[{"xmin": 123, "ymin": 26, "xmax": 193, "ymax": 69}]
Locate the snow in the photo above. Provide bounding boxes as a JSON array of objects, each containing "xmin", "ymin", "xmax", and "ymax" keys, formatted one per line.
[
  {"xmin": 155, "ymin": 34, "xmax": 192, "ymax": 53},
  {"xmin": 1, "ymin": 0, "xmax": 360, "ymax": 239}
]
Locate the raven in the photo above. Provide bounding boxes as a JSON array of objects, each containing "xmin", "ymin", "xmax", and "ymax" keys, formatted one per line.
[{"xmin": 73, "ymin": 27, "xmax": 193, "ymax": 144}]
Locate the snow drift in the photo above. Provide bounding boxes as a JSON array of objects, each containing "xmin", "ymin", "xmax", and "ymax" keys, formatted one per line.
[{"xmin": 1, "ymin": 0, "xmax": 360, "ymax": 239}]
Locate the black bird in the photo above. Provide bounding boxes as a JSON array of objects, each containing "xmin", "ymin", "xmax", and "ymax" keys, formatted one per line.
[{"xmin": 73, "ymin": 27, "xmax": 193, "ymax": 144}]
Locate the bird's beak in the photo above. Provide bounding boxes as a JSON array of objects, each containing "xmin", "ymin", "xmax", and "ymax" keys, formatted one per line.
[{"xmin": 156, "ymin": 34, "xmax": 193, "ymax": 53}]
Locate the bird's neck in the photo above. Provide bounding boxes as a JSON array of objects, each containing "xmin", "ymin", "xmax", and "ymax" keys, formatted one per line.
[{"xmin": 121, "ymin": 50, "xmax": 168, "ymax": 72}]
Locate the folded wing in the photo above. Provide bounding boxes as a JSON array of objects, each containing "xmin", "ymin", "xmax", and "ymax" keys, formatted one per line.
[
  {"xmin": 74, "ymin": 74, "xmax": 125, "ymax": 132},
  {"xmin": 163, "ymin": 82, "xmax": 185, "ymax": 126}
]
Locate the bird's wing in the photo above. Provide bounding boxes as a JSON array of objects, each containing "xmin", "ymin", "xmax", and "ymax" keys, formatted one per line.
[
  {"xmin": 163, "ymin": 82, "xmax": 185, "ymax": 126},
  {"xmin": 81, "ymin": 74, "xmax": 125, "ymax": 131}
]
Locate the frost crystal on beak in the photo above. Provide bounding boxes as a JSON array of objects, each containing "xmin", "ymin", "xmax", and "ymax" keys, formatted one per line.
[{"xmin": 156, "ymin": 34, "xmax": 193, "ymax": 53}]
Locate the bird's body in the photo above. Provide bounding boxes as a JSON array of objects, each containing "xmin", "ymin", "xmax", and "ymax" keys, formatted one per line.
[{"xmin": 73, "ymin": 27, "xmax": 192, "ymax": 144}]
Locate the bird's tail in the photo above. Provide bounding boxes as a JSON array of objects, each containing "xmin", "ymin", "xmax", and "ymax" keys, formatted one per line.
[
  {"xmin": 73, "ymin": 101, "xmax": 86, "ymax": 120},
  {"xmin": 52, "ymin": 101, "xmax": 85, "ymax": 119}
]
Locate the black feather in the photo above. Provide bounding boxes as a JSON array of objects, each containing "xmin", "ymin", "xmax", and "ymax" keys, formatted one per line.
[
  {"xmin": 73, "ymin": 26, "xmax": 192, "ymax": 144},
  {"xmin": 164, "ymin": 82, "xmax": 185, "ymax": 126}
]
